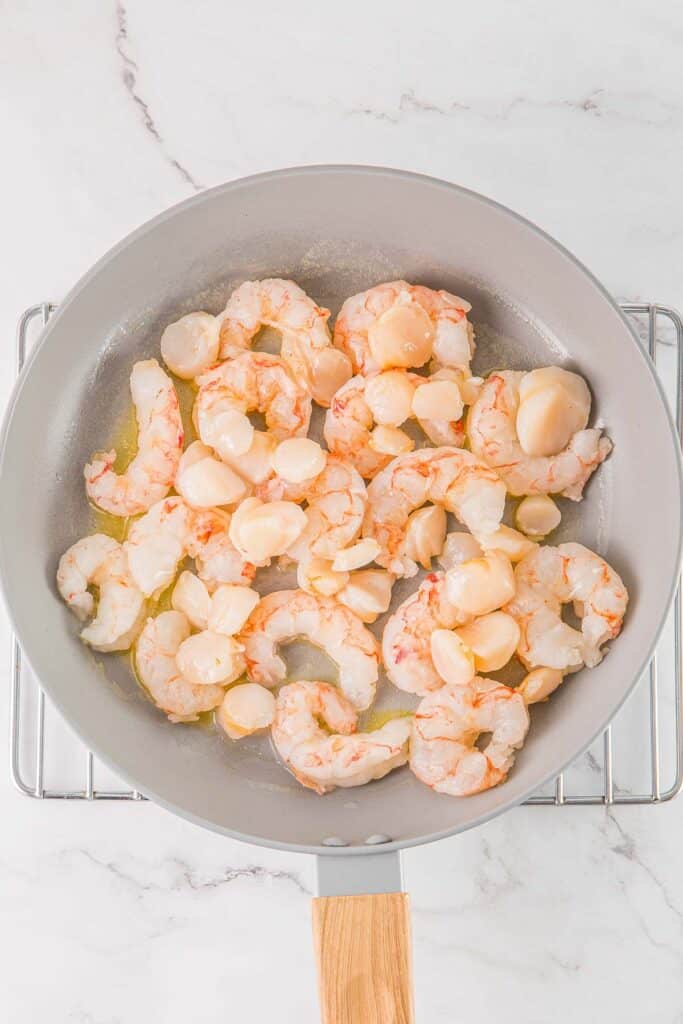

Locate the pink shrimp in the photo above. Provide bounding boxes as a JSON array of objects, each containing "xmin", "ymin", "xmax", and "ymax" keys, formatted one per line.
[
  {"xmin": 467, "ymin": 371, "xmax": 611, "ymax": 500},
  {"xmin": 334, "ymin": 281, "xmax": 474, "ymax": 376},
  {"xmin": 410, "ymin": 677, "xmax": 530, "ymax": 796},
  {"xmin": 84, "ymin": 360, "xmax": 183, "ymax": 517},
  {"xmin": 218, "ymin": 279, "xmax": 352, "ymax": 405}
]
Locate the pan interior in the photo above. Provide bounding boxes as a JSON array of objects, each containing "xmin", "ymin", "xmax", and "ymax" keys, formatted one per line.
[{"xmin": 1, "ymin": 167, "xmax": 680, "ymax": 853}]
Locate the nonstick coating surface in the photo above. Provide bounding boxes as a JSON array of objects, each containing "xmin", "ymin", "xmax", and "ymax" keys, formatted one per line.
[{"xmin": 0, "ymin": 166, "xmax": 680, "ymax": 854}]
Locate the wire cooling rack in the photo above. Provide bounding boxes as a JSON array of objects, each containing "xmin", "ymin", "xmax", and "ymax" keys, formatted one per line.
[{"xmin": 8, "ymin": 303, "xmax": 683, "ymax": 805}]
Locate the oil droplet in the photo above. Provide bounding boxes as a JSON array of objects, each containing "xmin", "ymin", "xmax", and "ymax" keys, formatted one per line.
[
  {"xmin": 148, "ymin": 580, "xmax": 177, "ymax": 615},
  {"xmin": 174, "ymin": 375, "xmax": 199, "ymax": 446},
  {"xmin": 360, "ymin": 708, "xmax": 413, "ymax": 732},
  {"xmin": 90, "ymin": 506, "xmax": 130, "ymax": 543}
]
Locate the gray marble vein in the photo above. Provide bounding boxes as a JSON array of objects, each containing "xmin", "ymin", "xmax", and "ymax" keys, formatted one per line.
[
  {"xmin": 75, "ymin": 847, "xmax": 311, "ymax": 896},
  {"xmin": 605, "ymin": 812, "xmax": 683, "ymax": 925},
  {"xmin": 344, "ymin": 87, "xmax": 681, "ymax": 128},
  {"xmin": 114, "ymin": 1, "xmax": 203, "ymax": 192}
]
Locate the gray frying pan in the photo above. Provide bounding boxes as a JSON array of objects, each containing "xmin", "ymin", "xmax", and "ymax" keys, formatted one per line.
[{"xmin": 1, "ymin": 166, "xmax": 681, "ymax": 1023}]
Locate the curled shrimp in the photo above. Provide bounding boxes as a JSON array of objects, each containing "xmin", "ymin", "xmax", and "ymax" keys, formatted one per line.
[
  {"xmin": 57, "ymin": 534, "xmax": 120, "ymax": 621},
  {"xmin": 57, "ymin": 535, "xmax": 145, "ymax": 652},
  {"xmin": 272, "ymin": 680, "xmax": 411, "ymax": 794},
  {"xmin": 135, "ymin": 610, "xmax": 225, "ymax": 722},
  {"xmin": 334, "ymin": 281, "xmax": 474, "ymax": 376},
  {"xmin": 240, "ymin": 589, "xmax": 380, "ymax": 710},
  {"xmin": 194, "ymin": 351, "xmax": 311, "ymax": 460},
  {"xmin": 324, "ymin": 371, "xmax": 465, "ymax": 480},
  {"xmin": 218, "ymin": 279, "xmax": 352, "ymax": 406},
  {"xmin": 505, "ymin": 542, "xmax": 628, "ymax": 670},
  {"xmin": 382, "ymin": 572, "xmax": 468, "ymax": 695},
  {"xmin": 124, "ymin": 497, "xmax": 255, "ymax": 597},
  {"xmin": 410, "ymin": 677, "xmax": 530, "ymax": 796},
  {"xmin": 85, "ymin": 360, "xmax": 183, "ymax": 517},
  {"xmin": 467, "ymin": 371, "xmax": 611, "ymax": 500},
  {"xmin": 363, "ymin": 447, "xmax": 506, "ymax": 577},
  {"xmin": 255, "ymin": 455, "xmax": 367, "ymax": 560}
]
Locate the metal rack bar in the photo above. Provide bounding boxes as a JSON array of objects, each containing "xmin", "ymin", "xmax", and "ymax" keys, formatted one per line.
[{"xmin": 7, "ymin": 303, "xmax": 683, "ymax": 805}]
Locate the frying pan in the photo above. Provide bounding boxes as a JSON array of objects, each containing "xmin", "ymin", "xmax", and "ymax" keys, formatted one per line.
[{"xmin": 1, "ymin": 166, "xmax": 681, "ymax": 1023}]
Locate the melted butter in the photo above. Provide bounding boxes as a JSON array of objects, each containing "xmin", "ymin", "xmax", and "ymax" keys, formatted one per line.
[
  {"xmin": 195, "ymin": 709, "xmax": 218, "ymax": 732},
  {"xmin": 174, "ymin": 376, "xmax": 198, "ymax": 446},
  {"xmin": 109, "ymin": 401, "xmax": 139, "ymax": 473},
  {"xmin": 148, "ymin": 581, "xmax": 176, "ymax": 615},
  {"xmin": 128, "ymin": 647, "xmax": 141, "ymax": 686},
  {"xmin": 90, "ymin": 506, "xmax": 130, "ymax": 543},
  {"xmin": 361, "ymin": 708, "xmax": 413, "ymax": 732}
]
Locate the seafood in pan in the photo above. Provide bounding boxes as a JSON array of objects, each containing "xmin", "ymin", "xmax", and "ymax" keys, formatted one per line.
[{"xmin": 57, "ymin": 277, "xmax": 627, "ymax": 797}]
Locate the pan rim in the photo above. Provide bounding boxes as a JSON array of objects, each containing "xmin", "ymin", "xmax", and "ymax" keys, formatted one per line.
[{"xmin": 1, "ymin": 164, "xmax": 681, "ymax": 856}]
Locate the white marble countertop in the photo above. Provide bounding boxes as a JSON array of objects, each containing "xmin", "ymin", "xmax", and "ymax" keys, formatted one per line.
[{"xmin": 3, "ymin": 2, "xmax": 683, "ymax": 1021}]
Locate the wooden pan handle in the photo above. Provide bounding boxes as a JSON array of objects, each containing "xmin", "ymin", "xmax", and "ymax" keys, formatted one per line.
[{"xmin": 312, "ymin": 892, "xmax": 414, "ymax": 1024}]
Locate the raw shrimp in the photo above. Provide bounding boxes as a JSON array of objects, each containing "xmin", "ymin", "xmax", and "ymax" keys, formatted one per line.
[
  {"xmin": 272, "ymin": 681, "xmax": 411, "ymax": 794},
  {"xmin": 382, "ymin": 572, "xmax": 468, "ymax": 695},
  {"xmin": 57, "ymin": 534, "xmax": 120, "ymax": 621},
  {"xmin": 188, "ymin": 507, "xmax": 257, "ymax": 589},
  {"xmin": 124, "ymin": 497, "xmax": 255, "ymax": 597},
  {"xmin": 410, "ymin": 677, "xmax": 530, "ymax": 796},
  {"xmin": 218, "ymin": 279, "xmax": 352, "ymax": 405},
  {"xmin": 505, "ymin": 542, "xmax": 628, "ymax": 670},
  {"xmin": 85, "ymin": 360, "xmax": 183, "ymax": 516},
  {"xmin": 468, "ymin": 371, "xmax": 611, "ymax": 500},
  {"xmin": 135, "ymin": 611, "xmax": 225, "ymax": 722},
  {"xmin": 255, "ymin": 455, "xmax": 367, "ymax": 560},
  {"xmin": 334, "ymin": 281, "xmax": 474, "ymax": 376},
  {"xmin": 240, "ymin": 589, "xmax": 380, "ymax": 710},
  {"xmin": 194, "ymin": 351, "xmax": 311, "ymax": 461},
  {"xmin": 57, "ymin": 535, "xmax": 145, "ymax": 652},
  {"xmin": 124, "ymin": 497, "xmax": 192, "ymax": 597},
  {"xmin": 324, "ymin": 371, "xmax": 465, "ymax": 480},
  {"xmin": 363, "ymin": 447, "xmax": 506, "ymax": 577}
]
